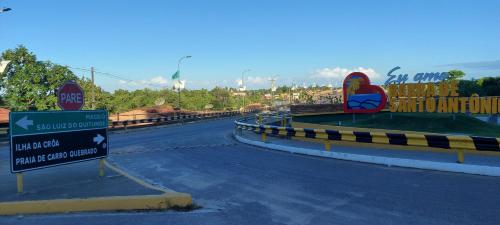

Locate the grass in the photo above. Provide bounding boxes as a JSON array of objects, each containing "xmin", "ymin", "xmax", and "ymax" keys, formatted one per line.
[{"xmin": 293, "ymin": 112, "xmax": 500, "ymax": 137}]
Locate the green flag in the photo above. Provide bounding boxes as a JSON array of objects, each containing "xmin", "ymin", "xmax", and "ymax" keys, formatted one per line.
[{"xmin": 171, "ymin": 70, "xmax": 180, "ymax": 80}]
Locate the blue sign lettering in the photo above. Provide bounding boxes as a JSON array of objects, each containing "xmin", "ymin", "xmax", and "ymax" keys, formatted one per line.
[{"xmin": 384, "ymin": 66, "xmax": 448, "ymax": 85}]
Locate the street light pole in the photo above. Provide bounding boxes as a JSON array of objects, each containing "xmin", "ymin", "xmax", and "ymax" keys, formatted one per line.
[
  {"xmin": 176, "ymin": 55, "xmax": 191, "ymax": 110},
  {"xmin": 269, "ymin": 76, "xmax": 277, "ymax": 109},
  {"xmin": 241, "ymin": 69, "xmax": 251, "ymax": 111},
  {"xmin": 0, "ymin": 7, "xmax": 11, "ymax": 14}
]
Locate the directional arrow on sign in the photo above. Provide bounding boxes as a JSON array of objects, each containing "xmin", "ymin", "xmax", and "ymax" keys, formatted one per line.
[
  {"xmin": 15, "ymin": 116, "xmax": 33, "ymax": 130},
  {"xmin": 93, "ymin": 134, "xmax": 105, "ymax": 145}
]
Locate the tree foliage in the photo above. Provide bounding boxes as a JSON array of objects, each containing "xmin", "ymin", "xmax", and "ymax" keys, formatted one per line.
[
  {"xmin": 458, "ymin": 77, "xmax": 500, "ymax": 97},
  {"xmin": 480, "ymin": 77, "xmax": 500, "ymax": 96},
  {"xmin": 1, "ymin": 46, "xmax": 78, "ymax": 110},
  {"xmin": 4, "ymin": 46, "xmax": 496, "ymax": 114},
  {"xmin": 78, "ymin": 77, "xmax": 113, "ymax": 110},
  {"xmin": 448, "ymin": 70, "xmax": 465, "ymax": 80}
]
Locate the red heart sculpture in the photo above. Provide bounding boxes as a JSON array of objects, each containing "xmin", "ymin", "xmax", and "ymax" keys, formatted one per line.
[{"xmin": 343, "ymin": 72, "xmax": 387, "ymax": 113}]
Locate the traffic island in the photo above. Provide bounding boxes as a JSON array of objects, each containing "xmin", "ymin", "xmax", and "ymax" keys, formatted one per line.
[
  {"xmin": 0, "ymin": 160, "xmax": 192, "ymax": 215},
  {"xmin": 234, "ymin": 130, "xmax": 500, "ymax": 177}
]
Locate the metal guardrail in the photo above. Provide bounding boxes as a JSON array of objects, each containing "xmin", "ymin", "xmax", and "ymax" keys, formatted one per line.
[
  {"xmin": 254, "ymin": 111, "xmax": 292, "ymax": 126},
  {"xmin": 0, "ymin": 110, "xmax": 254, "ymax": 140},
  {"xmin": 111, "ymin": 111, "xmax": 241, "ymax": 128},
  {"xmin": 234, "ymin": 116, "xmax": 500, "ymax": 163}
]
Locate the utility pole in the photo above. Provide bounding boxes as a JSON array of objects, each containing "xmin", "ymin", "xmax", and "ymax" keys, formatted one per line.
[
  {"xmin": 91, "ymin": 66, "xmax": 95, "ymax": 109},
  {"xmin": 241, "ymin": 69, "xmax": 251, "ymax": 111}
]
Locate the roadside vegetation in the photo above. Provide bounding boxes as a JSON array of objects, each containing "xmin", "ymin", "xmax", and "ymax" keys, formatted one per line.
[
  {"xmin": 1, "ymin": 45, "xmax": 499, "ymax": 116},
  {"xmin": 0, "ymin": 46, "xmax": 274, "ymax": 113}
]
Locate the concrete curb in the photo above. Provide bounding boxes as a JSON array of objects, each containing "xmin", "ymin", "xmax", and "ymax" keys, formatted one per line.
[
  {"xmin": 234, "ymin": 133, "xmax": 500, "ymax": 177},
  {"xmin": 0, "ymin": 161, "xmax": 193, "ymax": 215},
  {"xmin": 0, "ymin": 192, "xmax": 191, "ymax": 216}
]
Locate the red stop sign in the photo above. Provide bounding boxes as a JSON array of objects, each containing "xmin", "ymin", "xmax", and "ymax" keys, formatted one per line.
[{"xmin": 57, "ymin": 81, "xmax": 85, "ymax": 110}]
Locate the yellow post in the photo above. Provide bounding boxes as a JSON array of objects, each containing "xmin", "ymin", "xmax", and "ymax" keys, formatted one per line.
[
  {"xmin": 258, "ymin": 114, "xmax": 263, "ymax": 124},
  {"xmin": 261, "ymin": 132, "xmax": 267, "ymax": 142},
  {"xmin": 457, "ymin": 149, "xmax": 464, "ymax": 164},
  {"xmin": 16, "ymin": 173, "xmax": 23, "ymax": 194},
  {"xmin": 324, "ymin": 141, "xmax": 331, "ymax": 151},
  {"xmin": 282, "ymin": 116, "xmax": 287, "ymax": 127},
  {"xmin": 99, "ymin": 159, "xmax": 105, "ymax": 177}
]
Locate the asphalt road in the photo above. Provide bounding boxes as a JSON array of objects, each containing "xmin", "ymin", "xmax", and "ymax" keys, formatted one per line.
[{"xmin": 2, "ymin": 117, "xmax": 500, "ymax": 225}]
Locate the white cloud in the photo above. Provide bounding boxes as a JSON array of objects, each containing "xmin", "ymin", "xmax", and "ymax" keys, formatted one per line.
[
  {"xmin": 149, "ymin": 76, "xmax": 168, "ymax": 85},
  {"xmin": 118, "ymin": 76, "xmax": 169, "ymax": 88},
  {"xmin": 236, "ymin": 76, "xmax": 269, "ymax": 86},
  {"xmin": 120, "ymin": 81, "xmax": 139, "ymax": 86},
  {"xmin": 312, "ymin": 67, "xmax": 381, "ymax": 83},
  {"xmin": 248, "ymin": 76, "xmax": 268, "ymax": 84}
]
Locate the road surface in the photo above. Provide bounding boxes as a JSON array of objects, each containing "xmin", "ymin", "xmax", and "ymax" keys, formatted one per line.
[{"xmin": 1, "ymin": 118, "xmax": 500, "ymax": 225}]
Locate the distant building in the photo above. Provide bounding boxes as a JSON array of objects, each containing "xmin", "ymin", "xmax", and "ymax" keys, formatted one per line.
[
  {"xmin": 0, "ymin": 108, "xmax": 10, "ymax": 123},
  {"xmin": 231, "ymin": 91, "xmax": 247, "ymax": 97}
]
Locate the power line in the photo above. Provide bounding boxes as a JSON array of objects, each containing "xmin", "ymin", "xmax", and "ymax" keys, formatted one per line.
[
  {"xmin": 66, "ymin": 65, "xmax": 134, "ymax": 82},
  {"xmin": 65, "ymin": 65, "xmax": 169, "ymax": 89}
]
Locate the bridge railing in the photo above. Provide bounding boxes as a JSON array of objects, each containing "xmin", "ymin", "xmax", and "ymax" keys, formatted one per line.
[
  {"xmin": 0, "ymin": 110, "xmax": 258, "ymax": 139},
  {"xmin": 110, "ymin": 110, "xmax": 254, "ymax": 129},
  {"xmin": 253, "ymin": 111, "xmax": 292, "ymax": 126},
  {"xmin": 234, "ymin": 116, "xmax": 500, "ymax": 163}
]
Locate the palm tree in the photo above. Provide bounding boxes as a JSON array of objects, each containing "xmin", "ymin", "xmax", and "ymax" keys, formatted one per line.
[{"xmin": 347, "ymin": 78, "xmax": 361, "ymax": 96}]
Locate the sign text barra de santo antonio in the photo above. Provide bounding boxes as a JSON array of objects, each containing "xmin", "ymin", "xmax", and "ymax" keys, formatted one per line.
[
  {"xmin": 388, "ymin": 81, "xmax": 499, "ymax": 114},
  {"xmin": 9, "ymin": 110, "xmax": 108, "ymax": 173}
]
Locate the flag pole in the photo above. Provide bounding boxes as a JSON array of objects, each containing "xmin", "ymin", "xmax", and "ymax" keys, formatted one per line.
[{"xmin": 177, "ymin": 60, "xmax": 181, "ymax": 110}]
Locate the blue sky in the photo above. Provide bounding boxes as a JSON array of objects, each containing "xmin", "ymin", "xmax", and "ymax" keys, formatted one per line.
[{"xmin": 1, "ymin": 0, "xmax": 499, "ymax": 91}]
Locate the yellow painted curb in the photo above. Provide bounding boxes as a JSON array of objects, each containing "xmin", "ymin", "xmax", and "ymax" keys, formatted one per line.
[
  {"xmin": 292, "ymin": 121, "xmax": 439, "ymax": 135},
  {"xmin": 291, "ymin": 136, "xmax": 500, "ymax": 156},
  {"xmin": 290, "ymin": 111, "xmax": 346, "ymax": 117},
  {"xmin": 291, "ymin": 109, "xmax": 390, "ymax": 117},
  {"xmin": 104, "ymin": 161, "xmax": 171, "ymax": 193},
  {"xmin": 0, "ymin": 192, "xmax": 192, "ymax": 215},
  {"xmin": 291, "ymin": 136, "xmax": 447, "ymax": 152},
  {"xmin": 0, "ymin": 161, "xmax": 193, "ymax": 215}
]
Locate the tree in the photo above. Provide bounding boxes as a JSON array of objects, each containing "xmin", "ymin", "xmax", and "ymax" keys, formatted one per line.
[
  {"xmin": 78, "ymin": 77, "xmax": 113, "ymax": 111},
  {"xmin": 0, "ymin": 46, "xmax": 282, "ymax": 112},
  {"xmin": 448, "ymin": 70, "xmax": 465, "ymax": 80},
  {"xmin": 480, "ymin": 77, "xmax": 500, "ymax": 96},
  {"xmin": 210, "ymin": 87, "xmax": 231, "ymax": 110},
  {"xmin": 1, "ymin": 46, "xmax": 78, "ymax": 110},
  {"xmin": 110, "ymin": 89, "xmax": 133, "ymax": 112},
  {"xmin": 458, "ymin": 80, "xmax": 481, "ymax": 96}
]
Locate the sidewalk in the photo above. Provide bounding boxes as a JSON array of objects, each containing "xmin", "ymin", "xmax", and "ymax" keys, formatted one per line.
[
  {"xmin": 0, "ymin": 160, "xmax": 162, "ymax": 202},
  {"xmin": 236, "ymin": 130, "xmax": 500, "ymax": 176},
  {"xmin": 0, "ymin": 144, "xmax": 191, "ymax": 215}
]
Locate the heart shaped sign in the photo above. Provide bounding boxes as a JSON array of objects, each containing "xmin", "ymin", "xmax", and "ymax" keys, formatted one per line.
[{"xmin": 343, "ymin": 72, "xmax": 387, "ymax": 113}]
